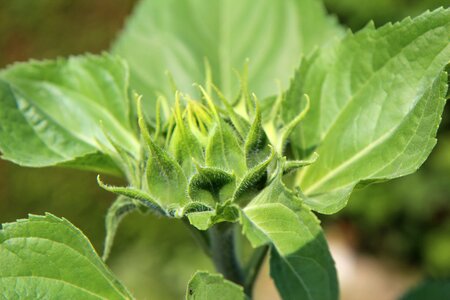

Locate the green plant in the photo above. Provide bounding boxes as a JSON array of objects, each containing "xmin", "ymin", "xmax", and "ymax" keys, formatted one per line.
[{"xmin": 0, "ymin": 0, "xmax": 449, "ymax": 299}]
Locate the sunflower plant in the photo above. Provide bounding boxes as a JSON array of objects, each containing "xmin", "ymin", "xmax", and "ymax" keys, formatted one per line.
[{"xmin": 0, "ymin": 0, "xmax": 449, "ymax": 299}]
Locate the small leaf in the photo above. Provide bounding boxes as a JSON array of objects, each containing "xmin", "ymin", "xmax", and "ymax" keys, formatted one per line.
[
  {"xmin": 182, "ymin": 202, "xmax": 215, "ymax": 215},
  {"xmin": 0, "ymin": 214, "xmax": 134, "ymax": 299},
  {"xmin": 103, "ymin": 196, "xmax": 137, "ymax": 261},
  {"xmin": 244, "ymin": 101, "xmax": 271, "ymax": 168},
  {"xmin": 187, "ymin": 211, "xmax": 216, "ymax": 231},
  {"xmin": 0, "ymin": 54, "xmax": 139, "ymax": 174},
  {"xmin": 182, "ymin": 202, "xmax": 215, "ymax": 230},
  {"xmin": 186, "ymin": 201, "xmax": 240, "ymax": 231},
  {"xmin": 188, "ymin": 166, "xmax": 236, "ymax": 206},
  {"xmin": 97, "ymin": 176, "xmax": 166, "ymax": 215},
  {"xmin": 210, "ymin": 202, "xmax": 241, "ymax": 225},
  {"xmin": 283, "ymin": 152, "xmax": 319, "ymax": 175},
  {"xmin": 186, "ymin": 271, "xmax": 246, "ymax": 300},
  {"xmin": 233, "ymin": 147, "xmax": 275, "ymax": 206}
]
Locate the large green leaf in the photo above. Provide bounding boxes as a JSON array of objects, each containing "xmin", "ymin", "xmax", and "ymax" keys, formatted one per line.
[
  {"xmin": 240, "ymin": 171, "xmax": 337, "ymax": 300},
  {"xmin": 0, "ymin": 214, "xmax": 133, "ymax": 299},
  {"xmin": 284, "ymin": 9, "xmax": 450, "ymax": 213},
  {"xmin": 0, "ymin": 54, "xmax": 140, "ymax": 174},
  {"xmin": 113, "ymin": 0, "xmax": 342, "ymax": 116},
  {"xmin": 186, "ymin": 271, "xmax": 246, "ymax": 300},
  {"xmin": 241, "ymin": 203, "xmax": 337, "ymax": 300}
]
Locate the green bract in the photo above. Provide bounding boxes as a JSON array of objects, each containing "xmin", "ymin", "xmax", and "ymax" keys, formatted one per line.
[{"xmin": 0, "ymin": 0, "xmax": 449, "ymax": 299}]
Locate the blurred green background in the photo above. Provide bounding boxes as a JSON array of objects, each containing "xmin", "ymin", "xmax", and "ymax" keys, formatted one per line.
[{"xmin": 0, "ymin": 1, "xmax": 448, "ymax": 299}]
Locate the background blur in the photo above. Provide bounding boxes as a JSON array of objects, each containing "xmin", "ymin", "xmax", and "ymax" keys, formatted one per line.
[{"xmin": 0, "ymin": 1, "xmax": 449, "ymax": 299}]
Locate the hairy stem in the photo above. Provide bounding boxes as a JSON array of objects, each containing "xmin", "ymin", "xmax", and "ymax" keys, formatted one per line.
[{"xmin": 208, "ymin": 222, "xmax": 245, "ymax": 287}]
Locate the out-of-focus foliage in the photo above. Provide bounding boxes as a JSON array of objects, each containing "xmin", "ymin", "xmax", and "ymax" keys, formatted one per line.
[
  {"xmin": 325, "ymin": 0, "xmax": 449, "ymax": 30},
  {"xmin": 0, "ymin": 0, "xmax": 136, "ymax": 66}
]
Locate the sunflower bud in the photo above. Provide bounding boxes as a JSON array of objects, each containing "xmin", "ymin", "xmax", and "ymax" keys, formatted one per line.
[{"xmin": 100, "ymin": 83, "xmax": 314, "ymax": 230}]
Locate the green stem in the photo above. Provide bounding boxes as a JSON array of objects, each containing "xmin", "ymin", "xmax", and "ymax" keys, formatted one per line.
[{"xmin": 208, "ymin": 222, "xmax": 245, "ymax": 286}]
